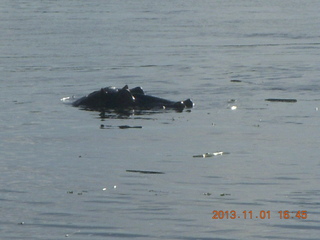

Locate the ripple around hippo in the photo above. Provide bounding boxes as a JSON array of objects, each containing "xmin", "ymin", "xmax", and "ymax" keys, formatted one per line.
[{"xmin": 72, "ymin": 85, "xmax": 194, "ymax": 112}]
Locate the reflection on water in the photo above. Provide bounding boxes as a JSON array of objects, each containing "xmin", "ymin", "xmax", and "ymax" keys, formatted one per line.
[
  {"xmin": 74, "ymin": 107, "xmax": 190, "ymax": 120},
  {"xmin": 98, "ymin": 108, "xmax": 172, "ymax": 119}
]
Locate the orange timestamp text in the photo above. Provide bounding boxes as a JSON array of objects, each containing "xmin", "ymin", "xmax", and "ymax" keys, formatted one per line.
[{"xmin": 212, "ymin": 210, "xmax": 308, "ymax": 220}]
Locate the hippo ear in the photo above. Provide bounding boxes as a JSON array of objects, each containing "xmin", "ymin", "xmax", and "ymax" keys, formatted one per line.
[
  {"xmin": 122, "ymin": 85, "xmax": 129, "ymax": 90},
  {"xmin": 183, "ymin": 99, "xmax": 194, "ymax": 108},
  {"xmin": 100, "ymin": 88, "xmax": 107, "ymax": 95},
  {"xmin": 117, "ymin": 87, "xmax": 135, "ymax": 107}
]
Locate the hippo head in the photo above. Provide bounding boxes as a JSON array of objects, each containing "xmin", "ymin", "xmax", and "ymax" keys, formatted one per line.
[{"xmin": 72, "ymin": 85, "xmax": 135, "ymax": 109}]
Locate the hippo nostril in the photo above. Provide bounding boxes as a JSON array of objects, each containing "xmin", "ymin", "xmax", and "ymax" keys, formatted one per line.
[{"xmin": 183, "ymin": 99, "xmax": 194, "ymax": 108}]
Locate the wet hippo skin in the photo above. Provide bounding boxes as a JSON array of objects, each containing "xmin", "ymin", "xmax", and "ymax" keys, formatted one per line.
[{"xmin": 73, "ymin": 85, "xmax": 194, "ymax": 111}]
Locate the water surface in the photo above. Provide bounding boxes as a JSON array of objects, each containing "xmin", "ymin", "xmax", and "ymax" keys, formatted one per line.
[{"xmin": 1, "ymin": 0, "xmax": 320, "ymax": 239}]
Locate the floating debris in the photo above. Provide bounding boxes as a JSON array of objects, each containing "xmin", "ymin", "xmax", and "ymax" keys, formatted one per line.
[
  {"xmin": 67, "ymin": 190, "xmax": 87, "ymax": 195},
  {"xmin": 220, "ymin": 193, "xmax": 231, "ymax": 196},
  {"xmin": 126, "ymin": 170, "xmax": 165, "ymax": 174},
  {"xmin": 193, "ymin": 151, "xmax": 229, "ymax": 158},
  {"xmin": 230, "ymin": 80, "xmax": 242, "ymax": 83},
  {"xmin": 118, "ymin": 125, "xmax": 142, "ymax": 129},
  {"xmin": 102, "ymin": 186, "xmax": 116, "ymax": 191},
  {"xmin": 203, "ymin": 192, "xmax": 212, "ymax": 196},
  {"xmin": 100, "ymin": 124, "xmax": 142, "ymax": 129},
  {"xmin": 228, "ymin": 99, "xmax": 237, "ymax": 103},
  {"xmin": 265, "ymin": 98, "xmax": 297, "ymax": 103}
]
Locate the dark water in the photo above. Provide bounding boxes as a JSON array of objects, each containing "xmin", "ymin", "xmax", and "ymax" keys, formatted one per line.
[{"xmin": 1, "ymin": 0, "xmax": 320, "ymax": 239}]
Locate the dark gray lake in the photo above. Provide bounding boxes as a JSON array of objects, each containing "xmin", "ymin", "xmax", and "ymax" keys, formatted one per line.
[{"xmin": 1, "ymin": 0, "xmax": 320, "ymax": 239}]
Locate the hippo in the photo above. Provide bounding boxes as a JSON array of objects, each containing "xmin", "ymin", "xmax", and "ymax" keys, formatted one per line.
[{"xmin": 72, "ymin": 85, "xmax": 194, "ymax": 111}]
